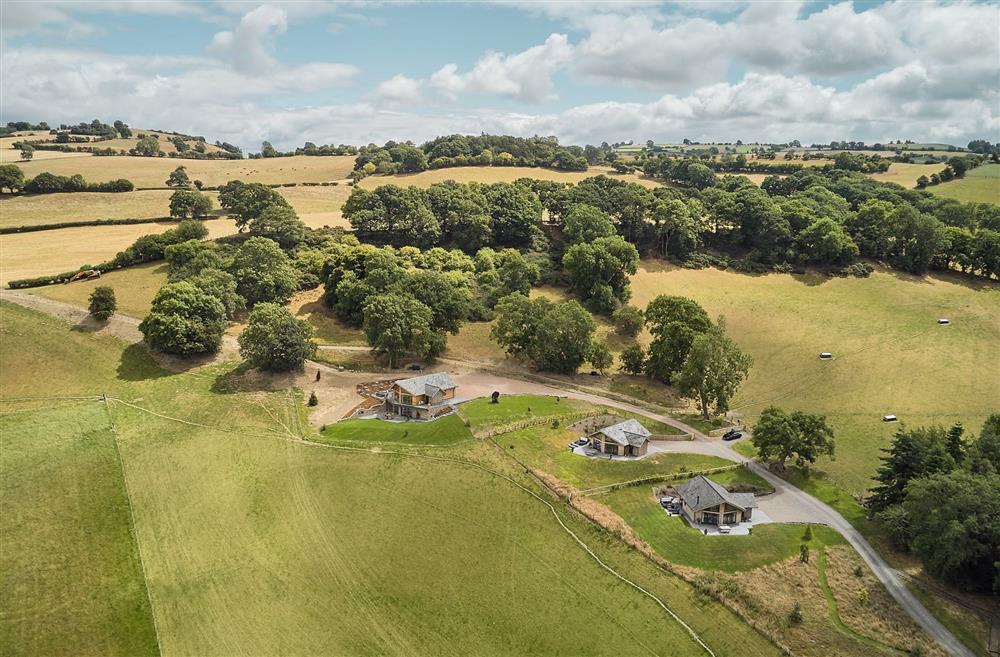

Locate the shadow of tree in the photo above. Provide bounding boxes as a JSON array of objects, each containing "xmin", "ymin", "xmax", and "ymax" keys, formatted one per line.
[
  {"xmin": 117, "ymin": 343, "xmax": 170, "ymax": 381},
  {"xmin": 211, "ymin": 362, "xmax": 297, "ymax": 394}
]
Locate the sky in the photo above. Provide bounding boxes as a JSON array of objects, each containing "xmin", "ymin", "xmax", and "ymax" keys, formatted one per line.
[{"xmin": 2, "ymin": 1, "xmax": 998, "ymax": 151}]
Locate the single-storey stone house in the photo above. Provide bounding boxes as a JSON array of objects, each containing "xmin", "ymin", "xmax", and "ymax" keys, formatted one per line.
[
  {"xmin": 676, "ymin": 475, "xmax": 757, "ymax": 526},
  {"xmin": 384, "ymin": 373, "xmax": 458, "ymax": 420},
  {"xmin": 586, "ymin": 418, "xmax": 651, "ymax": 457}
]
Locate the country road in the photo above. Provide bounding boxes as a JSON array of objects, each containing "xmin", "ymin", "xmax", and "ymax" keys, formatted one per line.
[{"xmin": 0, "ymin": 288, "xmax": 977, "ymax": 657}]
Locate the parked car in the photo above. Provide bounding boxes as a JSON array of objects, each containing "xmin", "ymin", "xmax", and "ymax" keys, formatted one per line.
[
  {"xmin": 718, "ymin": 525, "xmax": 732, "ymax": 534},
  {"xmin": 575, "ymin": 437, "xmax": 588, "ymax": 446},
  {"xmin": 722, "ymin": 428, "xmax": 743, "ymax": 441}
]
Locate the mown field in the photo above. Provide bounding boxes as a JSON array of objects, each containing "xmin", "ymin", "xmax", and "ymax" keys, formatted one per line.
[
  {"xmin": 629, "ymin": 262, "xmax": 1000, "ymax": 493},
  {"xmin": 359, "ymin": 165, "xmax": 662, "ymax": 189},
  {"xmin": 0, "ymin": 301, "xmax": 783, "ymax": 657},
  {"xmin": 928, "ymin": 163, "xmax": 1000, "ymax": 204},
  {"xmin": 0, "ymin": 190, "xmax": 218, "ymax": 227},
  {"xmin": 868, "ymin": 162, "xmax": 940, "ymax": 189},
  {"xmin": 15, "ymin": 154, "xmax": 356, "ymax": 188},
  {"xmin": 0, "ymin": 219, "xmax": 236, "ymax": 284}
]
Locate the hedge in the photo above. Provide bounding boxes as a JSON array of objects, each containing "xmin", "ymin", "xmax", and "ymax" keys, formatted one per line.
[{"xmin": 0, "ymin": 215, "xmax": 222, "ymax": 235}]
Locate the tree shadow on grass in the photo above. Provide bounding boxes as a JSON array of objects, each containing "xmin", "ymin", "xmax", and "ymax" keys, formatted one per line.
[
  {"xmin": 72, "ymin": 316, "xmax": 107, "ymax": 333},
  {"xmin": 211, "ymin": 362, "xmax": 297, "ymax": 394},
  {"xmin": 116, "ymin": 343, "xmax": 171, "ymax": 381}
]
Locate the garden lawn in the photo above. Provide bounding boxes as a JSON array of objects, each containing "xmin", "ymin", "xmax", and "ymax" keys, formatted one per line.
[
  {"xmin": 495, "ymin": 420, "xmax": 743, "ymax": 490},
  {"xmin": 318, "ymin": 413, "xmax": 472, "ymax": 445},
  {"xmin": 600, "ymin": 485, "xmax": 845, "ymax": 571},
  {"xmin": 928, "ymin": 163, "xmax": 1000, "ymax": 204},
  {"xmin": 0, "ymin": 402, "xmax": 158, "ymax": 657}
]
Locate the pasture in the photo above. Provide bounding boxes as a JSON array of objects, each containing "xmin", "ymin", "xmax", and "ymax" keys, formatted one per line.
[
  {"xmin": 0, "ymin": 219, "xmax": 236, "ymax": 284},
  {"xmin": 928, "ymin": 163, "xmax": 1000, "ymax": 204},
  {"xmin": 359, "ymin": 165, "xmax": 663, "ymax": 189},
  {"xmin": 0, "ymin": 301, "xmax": 782, "ymax": 657},
  {"xmin": 0, "ymin": 403, "xmax": 159, "ymax": 657},
  {"xmin": 628, "ymin": 262, "xmax": 1000, "ymax": 493},
  {"xmin": 15, "ymin": 154, "xmax": 357, "ymax": 189},
  {"xmin": 318, "ymin": 413, "xmax": 473, "ymax": 444}
]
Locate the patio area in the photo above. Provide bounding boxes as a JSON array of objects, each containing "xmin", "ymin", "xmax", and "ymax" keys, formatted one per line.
[{"xmin": 662, "ymin": 504, "xmax": 775, "ymax": 536}]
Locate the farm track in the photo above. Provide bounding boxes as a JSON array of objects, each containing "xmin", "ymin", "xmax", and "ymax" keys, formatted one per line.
[{"xmin": 0, "ymin": 290, "xmax": 977, "ymax": 657}]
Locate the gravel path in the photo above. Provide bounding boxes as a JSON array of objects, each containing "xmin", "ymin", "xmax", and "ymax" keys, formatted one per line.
[{"xmin": 0, "ymin": 290, "xmax": 975, "ymax": 657}]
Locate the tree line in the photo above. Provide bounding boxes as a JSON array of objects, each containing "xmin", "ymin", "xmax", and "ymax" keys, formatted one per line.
[
  {"xmin": 865, "ymin": 417, "xmax": 1000, "ymax": 595},
  {"xmin": 0, "ymin": 165, "xmax": 134, "ymax": 195}
]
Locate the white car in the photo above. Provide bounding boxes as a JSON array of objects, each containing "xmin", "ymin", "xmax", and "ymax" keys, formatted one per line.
[{"xmin": 718, "ymin": 525, "xmax": 732, "ymax": 534}]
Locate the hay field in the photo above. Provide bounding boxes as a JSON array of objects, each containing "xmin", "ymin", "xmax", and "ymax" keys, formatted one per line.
[
  {"xmin": 0, "ymin": 190, "xmax": 220, "ymax": 227},
  {"xmin": 0, "ymin": 219, "xmax": 237, "ymax": 283},
  {"xmin": 359, "ymin": 165, "xmax": 663, "ymax": 189},
  {"xmin": 0, "ymin": 301, "xmax": 782, "ymax": 657},
  {"xmin": 628, "ymin": 262, "xmax": 1000, "ymax": 493},
  {"xmin": 928, "ymin": 163, "xmax": 1000, "ymax": 204},
  {"xmin": 15, "ymin": 155, "xmax": 357, "ymax": 188},
  {"xmin": 869, "ymin": 163, "xmax": 940, "ymax": 188},
  {"xmin": 278, "ymin": 185, "xmax": 353, "ymax": 228},
  {"xmin": 0, "ymin": 149, "xmax": 92, "ymax": 163}
]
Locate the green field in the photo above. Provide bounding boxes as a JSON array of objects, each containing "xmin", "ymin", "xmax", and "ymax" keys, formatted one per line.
[
  {"xmin": 600, "ymin": 485, "xmax": 845, "ymax": 571},
  {"xmin": 928, "ymin": 163, "xmax": 1000, "ymax": 204},
  {"xmin": 0, "ymin": 301, "xmax": 782, "ymax": 657},
  {"xmin": 0, "ymin": 403, "xmax": 159, "ymax": 657},
  {"xmin": 629, "ymin": 263, "xmax": 1000, "ymax": 494},
  {"xmin": 319, "ymin": 413, "xmax": 473, "ymax": 444}
]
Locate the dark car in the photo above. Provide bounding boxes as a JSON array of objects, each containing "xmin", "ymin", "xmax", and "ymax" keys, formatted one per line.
[{"xmin": 722, "ymin": 429, "xmax": 743, "ymax": 441}]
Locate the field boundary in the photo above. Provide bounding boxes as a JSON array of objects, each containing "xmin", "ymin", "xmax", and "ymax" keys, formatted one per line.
[
  {"xmin": 578, "ymin": 463, "xmax": 745, "ymax": 496},
  {"xmin": 0, "ymin": 215, "xmax": 224, "ymax": 235},
  {"xmin": 101, "ymin": 394, "xmax": 163, "ymax": 657}
]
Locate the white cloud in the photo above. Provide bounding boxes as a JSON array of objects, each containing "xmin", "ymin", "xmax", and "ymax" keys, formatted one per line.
[
  {"xmin": 375, "ymin": 74, "xmax": 424, "ymax": 103},
  {"xmin": 428, "ymin": 33, "xmax": 573, "ymax": 102},
  {"xmin": 208, "ymin": 4, "xmax": 289, "ymax": 74}
]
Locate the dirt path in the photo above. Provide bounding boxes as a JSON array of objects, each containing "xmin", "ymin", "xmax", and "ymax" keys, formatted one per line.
[{"xmin": 0, "ymin": 290, "xmax": 974, "ymax": 657}]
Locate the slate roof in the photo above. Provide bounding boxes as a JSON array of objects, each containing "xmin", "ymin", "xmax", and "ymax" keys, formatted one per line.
[
  {"xmin": 676, "ymin": 475, "xmax": 757, "ymax": 512},
  {"xmin": 393, "ymin": 372, "xmax": 457, "ymax": 396},
  {"xmin": 594, "ymin": 418, "xmax": 651, "ymax": 448}
]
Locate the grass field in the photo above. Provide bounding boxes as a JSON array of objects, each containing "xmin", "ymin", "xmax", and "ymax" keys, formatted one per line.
[
  {"xmin": 868, "ymin": 163, "xmax": 940, "ymax": 189},
  {"xmin": 359, "ymin": 165, "xmax": 663, "ymax": 189},
  {"xmin": 0, "ymin": 301, "xmax": 783, "ymax": 657},
  {"xmin": 31, "ymin": 261, "xmax": 169, "ymax": 317},
  {"xmin": 15, "ymin": 154, "xmax": 357, "ymax": 189},
  {"xmin": 0, "ymin": 219, "xmax": 236, "ymax": 284},
  {"xmin": 600, "ymin": 485, "xmax": 845, "ymax": 571},
  {"xmin": 277, "ymin": 185, "xmax": 353, "ymax": 229},
  {"xmin": 319, "ymin": 413, "xmax": 473, "ymax": 444},
  {"xmin": 0, "ymin": 190, "xmax": 220, "ymax": 228},
  {"xmin": 0, "ymin": 403, "xmax": 159, "ymax": 657},
  {"xmin": 928, "ymin": 163, "xmax": 1000, "ymax": 204},
  {"xmin": 628, "ymin": 262, "xmax": 1000, "ymax": 493}
]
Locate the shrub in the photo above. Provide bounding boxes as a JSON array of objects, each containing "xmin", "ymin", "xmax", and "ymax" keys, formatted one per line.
[
  {"xmin": 788, "ymin": 603, "xmax": 803, "ymax": 625},
  {"xmin": 88, "ymin": 286, "xmax": 116, "ymax": 321},
  {"xmin": 799, "ymin": 544, "xmax": 809, "ymax": 563},
  {"xmin": 612, "ymin": 305, "xmax": 644, "ymax": 336},
  {"xmin": 308, "ymin": 391, "xmax": 319, "ymax": 406}
]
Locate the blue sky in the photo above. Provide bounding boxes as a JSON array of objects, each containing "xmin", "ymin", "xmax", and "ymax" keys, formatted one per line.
[{"xmin": 2, "ymin": 1, "xmax": 998, "ymax": 150}]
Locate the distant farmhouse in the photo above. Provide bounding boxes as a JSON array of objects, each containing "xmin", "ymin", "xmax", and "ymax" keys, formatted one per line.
[
  {"xmin": 586, "ymin": 418, "xmax": 651, "ymax": 457},
  {"xmin": 383, "ymin": 372, "xmax": 458, "ymax": 420},
  {"xmin": 676, "ymin": 475, "xmax": 757, "ymax": 526}
]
